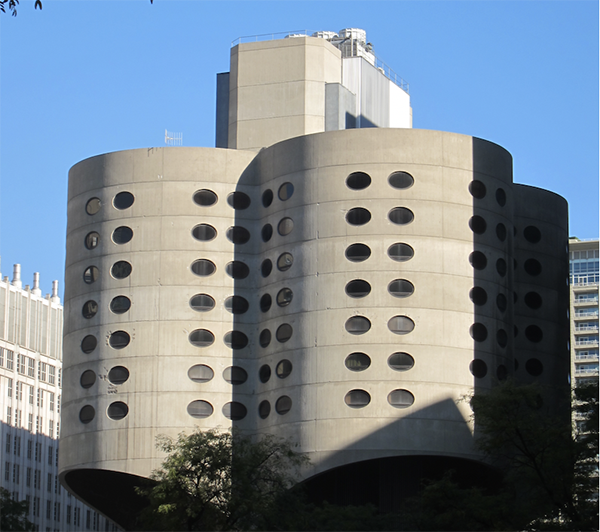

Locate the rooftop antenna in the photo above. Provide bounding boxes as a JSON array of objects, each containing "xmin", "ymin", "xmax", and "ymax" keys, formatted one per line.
[{"xmin": 165, "ymin": 129, "xmax": 183, "ymax": 146}]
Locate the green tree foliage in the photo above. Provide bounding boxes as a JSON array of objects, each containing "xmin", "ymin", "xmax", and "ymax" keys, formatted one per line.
[{"xmin": 0, "ymin": 487, "xmax": 35, "ymax": 531}]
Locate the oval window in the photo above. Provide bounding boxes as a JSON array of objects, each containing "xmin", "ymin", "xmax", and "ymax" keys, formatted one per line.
[
  {"xmin": 345, "ymin": 280, "xmax": 371, "ymax": 298},
  {"xmin": 79, "ymin": 405, "xmax": 95, "ymax": 424},
  {"xmin": 345, "ymin": 353, "xmax": 371, "ymax": 371},
  {"xmin": 496, "ymin": 223, "xmax": 507, "ymax": 242},
  {"xmin": 388, "ymin": 243, "xmax": 414, "ymax": 262},
  {"xmin": 192, "ymin": 224, "xmax": 217, "ymax": 242},
  {"xmin": 497, "ymin": 365, "xmax": 508, "ymax": 381},
  {"xmin": 80, "ymin": 370, "xmax": 96, "ymax": 389},
  {"xmin": 278, "ymin": 217, "xmax": 294, "ymax": 236},
  {"xmin": 227, "ymin": 191, "xmax": 251, "ymax": 210},
  {"xmin": 85, "ymin": 197, "xmax": 101, "ymax": 215},
  {"xmin": 388, "ymin": 279, "xmax": 414, "ymax": 298},
  {"xmin": 276, "ymin": 360, "xmax": 292, "ymax": 379},
  {"xmin": 82, "ymin": 300, "xmax": 98, "ymax": 319},
  {"xmin": 188, "ymin": 329, "xmax": 215, "ymax": 347},
  {"xmin": 276, "ymin": 288, "xmax": 293, "ymax": 307},
  {"xmin": 276, "ymin": 324, "xmax": 293, "ymax": 343},
  {"xmin": 259, "ymin": 401, "xmax": 271, "ymax": 419},
  {"xmin": 113, "ymin": 192, "xmax": 134, "ymax": 210},
  {"xmin": 261, "ymin": 259, "xmax": 273, "ymax": 278},
  {"xmin": 223, "ymin": 331, "xmax": 249, "ymax": 350},
  {"xmin": 388, "ymin": 207, "xmax": 414, "ymax": 225},
  {"xmin": 262, "ymin": 224, "xmax": 273, "ymax": 242},
  {"xmin": 83, "ymin": 266, "xmax": 99, "ymax": 284},
  {"xmin": 262, "ymin": 189, "xmax": 273, "ymax": 207},
  {"xmin": 524, "ymin": 259, "xmax": 542, "ymax": 276},
  {"xmin": 224, "ymin": 296, "xmax": 249, "ymax": 314},
  {"xmin": 470, "ymin": 359, "xmax": 487, "ymax": 378},
  {"xmin": 112, "ymin": 226, "xmax": 133, "ymax": 244},
  {"xmin": 108, "ymin": 366, "xmax": 130, "ymax": 385},
  {"xmin": 275, "ymin": 396, "xmax": 292, "ymax": 415},
  {"xmin": 226, "ymin": 226, "xmax": 250, "ymax": 244},
  {"xmin": 225, "ymin": 261, "xmax": 249, "ymax": 279},
  {"xmin": 193, "ymin": 189, "xmax": 218, "ymax": 206},
  {"xmin": 223, "ymin": 402, "xmax": 247, "ymax": 420},
  {"xmin": 388, "ymin": 352, "xmax": 415, "ymax": 371},
  {"xmin": 345, "ymin": 389, "xmax": 370, "ymax": 408},
  {"xmin": 277, "ymin": 252, "xmax": 293, "ymax": 271},
  {"xmin": 109, "ymin": 330, "xmax": 130, "ymax": 349},
  {"xmin": 345, "ymin": 316, "xmax": 371, "ymax": 335},
  {"xmin": 388, "ymin": 171, "xmax": 414, "ymax": 189},
  {"xmin": 496, "ymin": 258, "xmax": 507, "ymax": 277},
  {"xmin": 223, "ymin": 366, "xmax": 248, "ymax": 385},
  {"xmin": 470, "ymin": 323, "xmax": 488, "ymax": 342},
  {"xmin": 388, "ymin": 389, "xmax": 415, "ymax": 408},
  {"xmin": 496, "ymin": 188, "xmax": 507, "ymax": 206},
  {"xmin": 469, "ymin": 287, "xmax": 488, "ymax": 306},
  {"xmin": 110, "ymin": 296, "xmax": 131, "ymax": 315},
  {"xmin": 107, "ymin": 401, "xmax": 129, "ymax": 420},
  {"xmin": 346, "ymin": 172, "xmax": 371, "ymax": 190},
  {"xmin": 259, "ymin": 329, "xmax": 271, "ymax": 348},
  {"xmin": 260, "ymin": 294, "xmax": 272, "ymax": 312},
  {"xmin": 346, "ymin": 208, "xmax": 371, "ymax": 226},
  {"xmin": 278, "ymin": 182, "xmax": 294, "ymax": 201},
  {"xmin": 81, "ymin": 335, "xmax": 97, "ymax": 354},
  {"xmin": 523, "ymin": 226, "xmax": 541, "ymax": 243},
  {"xmin": 85, "ymin": 232, "xmax": 100, "ymax": 250},
  {"xmin": 259, "ymin": 365, "xmax": 271, "ymax": 383},
  {"xmin": 188, "ymin": 365, "xmax": 214, "ymax": 383},
  {"xmin": 524, "ymin": 292, "xmax": 542, "ymax": 309},
  {"xmin": 497, "ymin": 329, "xmax": 508, "ymax": 348},
  {"xmin": 388, "ymin": 316, "xmax": 415, "ymax": 335},
  {"xmin": 345, "ymin": 243, "xmax": 371, "ymax": 262},
  {"xmin": 468, "ymin": 180, "xmax": 486, "ymax": 199},
  {"xmin": 525, "ymin": 325, "xmax": 543, "ymax": 343},
  {"xmin": 111, "ymin": 261, "xmax": 132, "ymax": 279},
  {"xmin": 497, "ymin": 293, "xmax": 507, "ymax": 312},
  {"xmin": 525, "ymin": 358, "xmax": 543, "ymax": 376},
  {"xmin": 190, "ymin": 294, "xmax": 216, "ymax": 312},
  {"xmin": 469, "ymin": 216, "xmax": 487, "ymax": 234},
  {"xmin": 469, "ymin": 251, "xmax": 487, "ymax": 270},
  {"xmin": 187, "ymin": 400, "xmax": 213, "ymax": 418}
]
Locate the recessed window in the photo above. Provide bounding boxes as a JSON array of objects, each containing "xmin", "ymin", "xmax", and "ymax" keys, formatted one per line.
[
  {"xmin": 278, "ymin": 182, "xmax": 294, "ymax": 201},
  {"xmin": 79, "ymin": 405, "xmax": 95, "ymax": 424},
  {"xmin": 227, "ymin": 191, "xmax": 251, "ymax": 210},
  {"xmin": 109, "ymin": 330, "xmax": 130, "ymax": 349},
  {"xmin": 525, "ymin": 325, "xmax": 543, "ymax": 343},
  {"xmin": 346, "ymin": 243, "xmax": 371, "ymax": 262},
  {"xmin": 469, "ymin": 251, "xmax": 487, "ymax": 270},
  {"xmin": 193, "ymin": 189, "xmax": 218, "ymax": 207},
  {"xmin": 223, "ymin": 402, "xmax": 247, "ymax": 420},
  {"xmin": 81, "ymin": 335, "xmax": 97, "ymax": 354},
  {"xmin": 470, "ymin": 323, "xmax": 488, "ymax": 342},
  {"xmin": 277, "ymin": 252, "xmax": 293, "ymax": 271},
  {"xmin": 278, "ymin": 218, "xmax": 294, "ymax": 236},
  {"xmin": 225, "ymin": 261, "xmax": 249, "ymax": 279},
  {"xmin": 112, "ymin": 226, "xmax": 133, "ymax": 245},
  {"xmin": 82, "ymin": 301, "xmax": 98, "ymax": 319},
  {"xmin": 525, "ymin": 358, "xmax": 543, "ymax": 376},
  {"xmin": 523, "ymin": 226, "xmax": 541, "ymax": 244},
  {"xmin": 469, "ymin": 216, "xmax": 486, "ymax": 234},
  {"xmin": 346, "ymin": 172, "xmax": 371, "ymax": 190},
  {"xmin": 388, "ymin": 171, "xmax": 414, "ymax": 189},
  {"xmin": 188, "ymin": 365, "xmax": 214, "ymax": 383},
  {"xmin": 388, "ymin": 243, "xmax": 414, "ymax": 262},
  {"xmin": 108, "ymin": 366, "xmax": 130, "ymax": 385},
  {"xmin": 80, "ymin": 370, "xmax": 96, "ymax": 389},
  {"xmin": 261, "ymin": 259, "xmax": 273, "ymax": 278},
  {"xmin": 277, "ymin": 288, "xmax": 293, "ymax": 307},
  {"xmin": 113, "ymin": 192, "xmax": 134, "ymax": 210},
  {"xmin": 276, "ymin": 360, "xmax": 292, "ymax": 379},
  {"xmin": 388, "ymin": 207, "xmax": 414, "ymax": 225},
  {"xmin": 497, "ymin": 329, "xmax": 508, "ymax": 348},
  {"xmin": 107, "ymin": 402, "xmax": 129, "ymax": 420},
  {"xmin": 260, "ymin": 294, "xmax": 272, "ymax": 312},
  {"xmin": 388, "ymin": 352, "xmax": 414, "ymax": 371},
  {"xmin": 189, "ymin": 329, "xmax": 215, "ymax": 347},
  {"xmin": 275, "ymin": 396, "xmax": 292, "ymax": 415},
  {"xmin": 388, "ymin": 389, "xmax": 415, "ymax": 408},
  {"xmin": 224, "ymin": 296, "xmax": 249, "ymax": 314},
  {"xmin": 497, "ymin": 365, "xmax": 508, "ymax": 381},
  {"xmin": 259, "ymin": 401, "xmax": 271, "ymax": 419},
  {"xmin": 223, "ymin": 366, "xmax": 248, "ymax": 385},
  {"xmin": 345, "ymin": 389, "xmax": 370, "ymax": 408},
  {"xmin": 496, "ymin": 223, "xmax": 507, "ymax": 242},
  {"xmin": 388, "ymin": 279, "xmax": 414, "ymax": 298},
  {"xmin": 524, "ymin": 259, "xmax": 542, "ymax": 276},
  {"xmin": 496, "ymin": 188, "xmax": 507, "ymax": 206},
  {"xmin": 86, "ymin": 198, "xmax": 101, "ymax": 215},
  {"xmin": 187, "ymin": 400, "xmax": 213, "ymax": 418},
  {"xmin": 259, "ymin": 365, "xmax": 271, "ymax": 383},
  {"xmin": 192, "ymin": 224, "xmax": 217, "ymax": 242},
  {"xmin": 85, "ymin": 232, "xmax": 100, "ymax": 250},
  {"xmin": 223, "ymin": 331, "xmax": 249, "ymax": 350},
  {"xmin": 524, "ymin": 292, "xmax": 542, "ymax": 309},
  {"xmin": 496, "ymin": 293, "xmax": 507, "ymax": 312},
  {"xmin": 469, "ymin": 359, "xmax": 487, "ymax": 378},
  {"xmin": 468, "ymin": 180, "xmax": 486, "ymax": 199},
  {"xmin": 190, "ymin": 294, "xmax": 216, "ymax": 312},
  {"xmin": 262, "ymin": 224, "xmax": 273, "ymax": 242},
  {"xmin": 496, "ymin": 258, "xmax": 507, "ymax": 277},
  {"xmin": 345, "ymin": 316, "xmax": 371, "ymax": 335},
  {"xmin": 262, "ymin": 189, "xmax": 274, "ymax": 207},
  {"xmin": 111, "ymin": 261, "xmax": 132, "ymax": 279},
  {"xmin": 388, "ymin": 316, "xmax": 415, "ymax": 335},
  {"xmin": 276, "ymin": 324, "xmax": 293, "ymax": 343},
  {"xmin": 226, "ymin": 226, "xmax": 250, "ymax": 244},
  {"xmin": 83, "ymin": 266, "xmax": 99, "ymax": 284},
  {"xmin": 345, "ymin": 279, "xmax": 371, "ymax": 298},
  {"xmin": 110, "ymin": 296, "xmax": 131, "ymax": 315},
  {"xmin": 345, "ymin": 353, "xmax": 371, "ymax": 371},
  {"xmin": 469, "ymin": 287, "xmax": 487, "ymax": 306},
  {"xmin": 259, "ymin": 329, "xmax": 271, "ymax": 347},
  {"xmin": 346, "ymin": 208, "xmax": 371, "ymax": 226}
]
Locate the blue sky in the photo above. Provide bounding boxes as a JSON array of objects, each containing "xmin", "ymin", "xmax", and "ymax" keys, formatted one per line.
[{"xmin": 1, "ymin": 0, "xmax": 598, "ymax": 297}]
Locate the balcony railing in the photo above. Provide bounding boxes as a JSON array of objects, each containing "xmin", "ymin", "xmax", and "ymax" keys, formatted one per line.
[
  {"xmin": 576, "ymin": 354, "xmax": 600, "ymax": 361},
  {"xmin": 575, "ymin": 367, "xmax": 599, "ymax": 375},
  {"xmin": 574, "ymin": 310, "xmax": 599, "ymax": 318},
  {"xmin": 575, "ymin": 325, "xmax": 600, "ymax": 333},
  {"xmin": 574, "ymin": 297, "xmax": 599, "ymax": 305},
  {"xmin": 576, "ymin": 339, "xmax": 599, "ymax": 347}
]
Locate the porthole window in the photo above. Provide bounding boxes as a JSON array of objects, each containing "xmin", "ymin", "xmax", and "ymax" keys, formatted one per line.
[
  {"xmin": 190, "ymin": 294, "xmax": 216, "ymax": 312},
  {"xmin": 259, "ymin": 365, "xmax": 271, "ymax": 383},
  {"xmin": 497, "ymin": 329, "xmax": 508, "ymax": 348},
  {"xmin": 345, "ymin": 353, "xmax": 371, "ymax": 371},
  {"xmin": 388, "ymin": 171, "xmax": 414, "ymax": 190},
  {"xmin": 82, "ymin": 300, "xmax": 98, "ymax": 319},
  {"xmin": 193, "ymin": 189, "xmax": 218, "ymax": 206},
  {"xmin": 524, "ymin": 292, "xmax": 542, "ymax": 309},
  {"xmin": 261, "ymin": 259, "xmax": 273, "ymax": 278},
  {"xmin": 108, "ymin": 366, "xmax": 130, "ymax": 385},
  {"xmin": 80, "ymin": 370, "xmax": 96, "ymax": 389},
  {"xmin": 276, "ymin": 288, "xmax": 293, "ymax": 307},
  {"xmin": 497, "ymin": 365, "xmax": 508, "ymax": 381},
  {"xmin": 525, "ymin": 358, "xmax": 543, "ymax": 376},
  {"xmin": 262, "ymin": 189, "xmax": 273, "ymax": 207},
  {"xmin": 469, "ymin": 359, "xmax": 487, "ymax": 378},
  {"xmin": 469, "ymin": 287, "xmax": 487, "ymax": 306},
  {"xmin": 346, "ymin": 208, "xmax": 371, "ymax": 226},
  {"xmin": 277, "ymin": 252, "xmax": 293, "ymax": 271},
  {"xmin": 110, "ymin": 296, "xmax": 131, "ymax": 315},
  {"xmin": 107, "ymin": 402, "xmax": 129, "ymax": 420},
  {"xmin": 81, "ymin": 335, "xmax": 97, "ymax": 354},
  {"xmin": 276, "ymin": 324, "xmax": 293, "ymax": 343},
  {"xmin": 496, "ymin": 223, "xmax": 507, "ymax": 242},
  {"xmin": 109, "ymin": 330, "xmax": 130, "ymax": 349},
  {"xmin": 112, "ymin": 226, "xmax": 133, "ymax": 245},
  {"xmin": 79, "ymin": 405, "xmax": 95, "ymax": 424},
  {"xmin": 496, "ymin": 293, "xmax": 507, "ymax": 312},
  {"xmin": 111, "ymin": 261, "xmax": 132, "ymax": 279},
  {"xmin": 223, "ymin": 366, "xmax": 248, "ymax": 385},
  {"xmin": 524, "ymin": 259, "xmax": 542, "ymax": 276},
  {"xmin": 388, "ymin": 207, "xmax": 414, "ymax": 225},
  {"xmin": 261, "ymin": 224, "xmax": 273, "ymax": 242},
  {"xmin": 346, "ymin": 243, "xmax": 371, "ymax": 262},
  {"xmin": 278, "ymin": 182, "xmax": 294, "ymax": 201},
  {"xmin": 223, "ymin": 402, "xmax": 247, "ymax": 420},
  {"xmin": 388, "ymin": 243, "xmax": 414, "ymax": 262},
  {"xmin": 388, "ymin": 352, "xmax": 414, "ymax": 371},
  {"xmin": 523, "ymin": 226, "xmax": 541, "ymax": 243},
  {"xmin": 225, "ymin": 261, "xmax": 249, "ymax": 279},
  {"xmin": 496, "ymin": 188, "xmax": 507, "ymax": 206},
  {"xmin": 259, "ymin": 329, "xmax": 271, "ymax": 347},
  {"xmin": 113, "ymin": 192, "xmax": 134, "ymax": 210},
  {"xmin": 496, "ymin": 258, "xmax": 507, "ymax": 277},
  {"xmin": 192, "ymin": 224, "xmax": 217, "ymax": 242},
  {"xmin": 345, "ymin": 389, "xmax": 370, "ymax": 408},
  {"xmin": 469, "ymin": 216, "xmax": 487, "ymax": 234},
  {"xmin": 346, "ymin": 172, "xmax": 371, "ymax": 190},
  {"xmin": 188, "ymin": 329, "xmax": 215, "ymax": 348},
  {"xmin": 276, "ymin": 360, "xmax": 292, "ymax": 379},
  {"xmin": 468, "ymin": 180, "xmax": 486, "ymax": 199},
  {"xmin": 227, "ymin": 191, "xmax": 251, "ymax": 210},
  {"xmin": 469, "ymin": 251, "xmax": 487, "ymax": 270},
  {"xmin": 525, "ymin": 325, "xmax": 543, "ymax": 343},
  {"xmin": 388, "ymin": 279, "xmax": 414, "ymax": 298},
  {"xmin": 226, "ymin": 226, "xmax": 250, "ymax": 244},
  {"xmin": 187, "ymin": 400, "xmax": 213, "ymax": 418},
  {"xmin": 470, "ymin": 323, "xmax": 488, "ymax": 342},
  {"xmin": 388, "ymin": 389, "xmax": 415, "ymax": 408},
  {"xmin": 85, "ymin": 198, "xmax": 101, "ymax": 215},
  {"xmin": 278, "ymin": 218, "xmax": 294, "ymax": 236},
  {"xmin": 260, "ymin": 294, "xmax": 272, "ymax": 312},
  {"xmin": 223, "ymin": 331, "xmax": 249, "ymax": 350},
  {"xmin": 85, "ymin": 232, "xmax": 100, "ymax": 250},
  {"xmin": 275, "ymin": 396, "xmax": 292, "ymax": 415},
  {"xmin": 259, "ymin": 401, "xmax": 271, "ymax": 419},
  {"xmin": 83, "ymin": 266, "xmax": 99, "ymax": 284},
  {"xmin": 345, "ymin": 316, "xmax": 371, "ymax": 335},
  {"xmin": 188, "ymin": 365, "xmax": 214, "ymax": 383},
  {"xmin": 224, "ymin": 296, "xmax": 249, "ymax": 314},
  {"xmin": 345, "ymin": 280, "xmax": 371, "ymax": 298}
]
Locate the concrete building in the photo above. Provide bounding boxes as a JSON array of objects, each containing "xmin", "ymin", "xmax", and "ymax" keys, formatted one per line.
[
  {"xmin": 0, "ymin": 264, "xmax": 117, "ymax": 531},
  {"xmin": 58, "ymin": 30, "xmax": 570, "ymax": 527}
]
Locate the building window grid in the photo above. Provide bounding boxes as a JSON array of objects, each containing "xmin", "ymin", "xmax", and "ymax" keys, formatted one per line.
[
  {"xmin": 48, "ymin": 366, "xmax": 55, "ymax": 385},
  {"xmin": 0, "ymin": 347, "xmax": 4, "ymax": 366},
  {"xmin": 49, "ymin": 392, "xmax": 55, "ymax": 411},
  {"xmin": 4, "ymin": 461, "xmax": 9, "ymax": 481},
  {"xmin": 5, "ymin": 433, "xmax": 10, "ymax": 453},
  {"xmin": 46, "ymin": 499, "xmax": 51, "ymax": 519},
  {"xmin": 27, "ymin": 467, "xmax": 31, "ymax": 487},
  {"xmin": 29, "ymin": 385, "xmax": 34, "ymax": 405},
  {"xmin": 27, "ymin": 439, "xmax": 32, "ymax": 459},
  {"xmin": 7, "ymin": 406, "xmax": 11, "ymax": 425},
  {"xmin": 6, "ymin": 350, "xmax": 14, "ymax": 369},
  {"xmin": 7, "ymin": 378, "xmax": 12, "ymax": 398},
  {"xmin": 38, "ymin": 361, "xmax": 46, "ymax": 382},
  {"xmin": 27, "ymin": 357, "xmax": 35, "ymax": 377}
]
